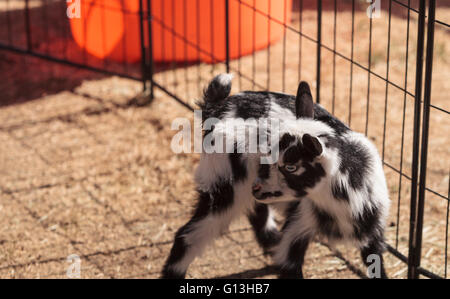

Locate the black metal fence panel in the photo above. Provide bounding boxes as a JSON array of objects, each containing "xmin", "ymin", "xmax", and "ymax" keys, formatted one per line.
[
  {"xmin": 0, "ymin": 0, "xmax": 145, "ymax": 82},
  {"xmin": 0, "ymin": 0, "xmax": 448, "ymax": 279},
  {"xmin": 144, "ymin": 0, "xmax": 450, "ymax": 279}
]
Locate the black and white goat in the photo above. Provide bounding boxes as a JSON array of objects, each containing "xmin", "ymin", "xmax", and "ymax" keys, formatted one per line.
[
  {"xmin": 161, "ymin": 74, "xmax": 389, "ymax": 278},
  {"xmin": 252, "ymin": 83, "xmax": 390, "ymax": 278}
]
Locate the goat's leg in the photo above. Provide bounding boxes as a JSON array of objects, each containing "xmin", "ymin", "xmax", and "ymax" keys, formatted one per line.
[
  {"xmin": 272, "ymin": 206, "xmax": 312, "ymax": 279},
  {"xmin": 360, "ymin": 237, "xmax": 388, "ymax": 279},
  {"xmin": 247, "ymin": 203, "xmax": 281, "ymax": 255},
  {"xmin": 275, "ymin": 236, "xmax": 310, "ymax": 279},
  {"xmin": 161, "ymin": 186, "xmax": 239, "ymax": 279}
]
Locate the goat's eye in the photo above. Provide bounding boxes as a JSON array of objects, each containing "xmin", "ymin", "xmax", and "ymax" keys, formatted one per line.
[{"xmin": 284, "ymin": 165, "xmax": 297, "ymax": 173}]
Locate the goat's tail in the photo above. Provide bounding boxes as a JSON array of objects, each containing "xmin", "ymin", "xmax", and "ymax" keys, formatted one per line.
[
  {"xmin": 202, "ymin": 73, "xmax": 233, "ymax": 104},
  {"xmin": 196, "ymin": 74, "xmax": 233, "ymax": 121}
]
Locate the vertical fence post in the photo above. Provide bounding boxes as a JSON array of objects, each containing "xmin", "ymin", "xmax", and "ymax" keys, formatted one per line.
[
  {"xmin": 316, "ymin": 0, "xmax": 322, "ymax": 103},
  {"xmin": 147, "ymin": 0, "xmax": 155, "ymax": 100},
  {"xmin": 225, "ymin": 0, "xmax": 230, "ymax": 74},
  {"xmin": 412, "ymin": 0, "xmax": 436, "ymax": 279},
  {"xmin": 24, "ymin": 0, "xmax": 32, "ymax": 51},
  {"xmin": 139, "ymin": 0, "xmax": 148, "ymax": 92},
  {"xmin": 407, "ymin": 0, "xmax": 426, "ymax": 279}
]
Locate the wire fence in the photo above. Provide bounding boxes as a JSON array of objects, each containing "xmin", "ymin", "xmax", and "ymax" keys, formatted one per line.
[{"xmin": 0, "ymin": 0, "xmax": 448, "ymax": 279}]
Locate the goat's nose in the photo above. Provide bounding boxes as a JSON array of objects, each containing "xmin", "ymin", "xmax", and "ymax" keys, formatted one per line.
[{"xmin": 252, "ymin": 184, "xmax": 262, "ymax": 191}]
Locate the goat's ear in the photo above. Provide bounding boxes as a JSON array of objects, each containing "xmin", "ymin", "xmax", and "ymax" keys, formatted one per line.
[
  {"xmin": 295, "ymin": 81, "xmax": 314, "ymax": 118},
  {"xmin": 279, "ymin": 133, "xmax": 296, "ymax": 151},
  {"xmin": 302, "ymin": 134, "xmax": 322, "ymax": 157}
]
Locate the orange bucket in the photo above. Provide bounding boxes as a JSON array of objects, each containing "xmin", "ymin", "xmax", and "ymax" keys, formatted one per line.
[{"xmin": 69, "ymin": 0, "xmax": 292, "ymax": 63}]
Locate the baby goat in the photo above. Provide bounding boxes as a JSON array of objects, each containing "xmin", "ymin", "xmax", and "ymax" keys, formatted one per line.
[
  {"xmin": 161, "ymin": 74, "xmax": 388, "ymax": 278},
  {"xmin": 252, "ymin": 82, "xmax": 390, "ymax": 278},
  {"xmin": 162, "ymin": 74, "xmax": 346, "ymax": 278}
]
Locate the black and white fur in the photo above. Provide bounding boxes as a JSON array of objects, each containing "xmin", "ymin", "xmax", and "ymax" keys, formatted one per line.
[
  {"xmin": 161, "ymin": 74, "xmax": 388, "ymax": 278},
  {"xmin": 252, "ymin": 82, "xmax": 390, "ymax": 278}
]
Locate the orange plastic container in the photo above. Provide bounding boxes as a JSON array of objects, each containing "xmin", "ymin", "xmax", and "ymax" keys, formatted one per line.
[{"xmin": 69, "ymin": 0, "xmax": 292, "ymax": 63}]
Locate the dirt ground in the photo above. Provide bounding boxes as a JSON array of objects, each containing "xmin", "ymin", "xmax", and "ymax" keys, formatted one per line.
[
  {"xmin": 0, "ymin": 61, "xmax": 372, "ymax": 278},
  {"xmin": 0, "ymin": 1, "xmax": 449, "ymax": 278}
]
